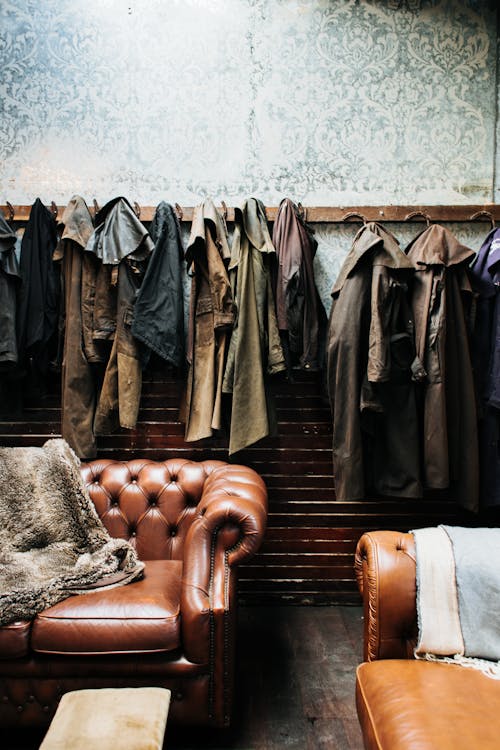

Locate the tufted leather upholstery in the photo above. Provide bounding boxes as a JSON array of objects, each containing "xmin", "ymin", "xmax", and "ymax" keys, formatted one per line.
[
  {"xmin": 354, "ymin": 530, "xmax": 500, "ymax": 750},
  {"xmin": 0, "ymin": 458, "xmax": 267, "ymax": 730},
  {"xmin": 354, "ymin": 530, "xmax": 417, "ymax": 662}
]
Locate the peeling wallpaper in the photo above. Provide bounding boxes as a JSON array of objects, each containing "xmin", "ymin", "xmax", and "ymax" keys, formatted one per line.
[{"xmin": 0, "ymin": 0, "xmax": 497, "ymax": 308}]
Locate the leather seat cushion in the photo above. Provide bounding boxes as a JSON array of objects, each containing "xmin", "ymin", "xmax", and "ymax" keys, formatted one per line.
[
  {"xmin": 0, "ymin": 620, "xmax": 31, "ymax": 659},
  {"xmin": 31, "ymin": 560, "xmax": 182, "ymax": 656},
  {"xmin": 356, "ymin": 659, "xmax": 500, "ymax": 750}
]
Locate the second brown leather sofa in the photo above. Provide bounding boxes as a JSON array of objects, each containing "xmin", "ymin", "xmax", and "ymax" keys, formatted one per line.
[{"xmin": 354, "ymin": 530, "xmax": 500, "ymax": 750}]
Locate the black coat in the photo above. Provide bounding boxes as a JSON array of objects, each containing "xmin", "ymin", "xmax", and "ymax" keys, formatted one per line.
[
  {"xmin": 0, "ymin": 214, "xmax": 20, "ymax": 369},
  {"xmin": 16, "ymin": 198, "xmax": 59, "ymax": 376},
  {"xmin": 470, "ymin": 227, "xmax": 500, "ymax": 508},
  {"xmin": 131, "ymin": 202, "xmax": 185, "ymax": 368}
]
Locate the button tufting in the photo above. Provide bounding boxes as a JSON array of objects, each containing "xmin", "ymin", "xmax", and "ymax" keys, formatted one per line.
[
  {"xmin": 175, "ymin": 691, "xmax": 183, "ymax": 701},
  {"xmin": 42, "ymin": 705, "xmax": 49, "ymax": 713},
  {"xmin": 2, "ymin": 696, "xmax": 8, "ymax": 703},
  {"xmin": 131, "ymin": 531, "xmax": 136, "ymax": 537},
  {"xmin": 170, "ymin": 528, "xmax": 177, "ymax": 537},
  {"xmin": 17, "ymin": 705, "xmax": 23, "ymax": 712}
]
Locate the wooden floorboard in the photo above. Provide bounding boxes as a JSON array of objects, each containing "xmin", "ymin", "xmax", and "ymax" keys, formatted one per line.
[{"xmin": 4, "ymin": 605, "xmax": 364, "ymax": 750}]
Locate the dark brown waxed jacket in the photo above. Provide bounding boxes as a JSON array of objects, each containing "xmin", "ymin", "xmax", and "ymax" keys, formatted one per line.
[
  {"xmin": 327, "ymin": 222, "xmax": 421, "ymax": 501},
  {"xmin": 180, "ymin": 198, "xmax": 235, "ymax": 442},
  {"xmin": 222, "ymin": 198, "xmax": 285, "ymax": 455},
  {"xmin": 272, "ymin": 198, "xmax": 327, "ymax": 370},
  {"xmin": 406, "ymin": 224, "xmax": 479, "ymax": 512}
]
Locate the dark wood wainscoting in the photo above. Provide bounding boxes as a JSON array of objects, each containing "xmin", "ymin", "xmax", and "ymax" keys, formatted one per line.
[{"xmin": 0, "ymin": 366, "xmax": 468, "ymax": 604}]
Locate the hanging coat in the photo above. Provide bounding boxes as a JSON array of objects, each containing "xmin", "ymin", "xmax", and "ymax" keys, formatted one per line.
[
  {"xmin": 16, "ymin": 198, "xmax": 59, "ymax": 380},
  {"xmin": 327, "ymin": 222, "xmax": 421, "ymax": 501},
  {"xmin": 0, "ymin": 214, "xmax": 20, "ymax": 369},
  {"xmin": 180, "ymin": 198, "xmax": 234, "ymax": 442},
  {"xmin": 272, "ymin": 198, "xmax": 327, "ymax": 370},
  {"xmin": 222, "ymin": 198, "xmax": 286, "ymax": 455},
  {"xmin": 131, "ymin": 201, "xmax": 185, "ymax": 369},
  {"xmin": 54, "ymin": 196, "xmax": 98, "ymax": 459},
  {"xmin": 469, "ymin": 227, "xmax": 500, "ymax": 508},
  {"xmin": 86, "ymin": 197, "xmax": 154, "ymax": 434},
  {"xmin": 406, "ymin": 224, "xmax": 479, "ymax": 512}
]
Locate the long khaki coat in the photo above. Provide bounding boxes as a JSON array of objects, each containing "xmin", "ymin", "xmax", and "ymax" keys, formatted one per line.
[
  {"xmin": 180, "ymin": 199, "xmax": 235, "ymax": 442},
  {"xmin": 222, "ymin": 198, "xmax": 285, "ymax": 455}
]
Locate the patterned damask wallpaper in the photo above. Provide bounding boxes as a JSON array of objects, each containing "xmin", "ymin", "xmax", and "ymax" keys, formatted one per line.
[{"xmin": 0, "ymin": 0, "xmax": 497, "ymax": 309}]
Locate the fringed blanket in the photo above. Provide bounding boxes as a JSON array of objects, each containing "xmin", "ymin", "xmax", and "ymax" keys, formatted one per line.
[
  {"xmin": 412, "ymin": 525, "xmax": 500, "ymax": 678},
  {"xmin": 0, "ymin": 439, "xmax": 144, "ymax": 625}
]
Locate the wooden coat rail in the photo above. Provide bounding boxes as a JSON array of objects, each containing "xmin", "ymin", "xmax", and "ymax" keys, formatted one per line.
[{"xmin": 1, "ymin": 203, "xmax": 499, "ymax": 224}]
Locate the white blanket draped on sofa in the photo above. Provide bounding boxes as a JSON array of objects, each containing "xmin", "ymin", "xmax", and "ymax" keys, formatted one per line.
[{"xmin": 411, "ymin": 525, "xmax": 500, "ymax": 678}]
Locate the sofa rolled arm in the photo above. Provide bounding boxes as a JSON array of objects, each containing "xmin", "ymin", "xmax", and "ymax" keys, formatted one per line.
[
  {"xmin": 354, "ymin": 530, "xmax": 418, "ymax": 662},
  {"xmin": 180, "ymin": 465, "xmax": 267, "ymax": 665}
]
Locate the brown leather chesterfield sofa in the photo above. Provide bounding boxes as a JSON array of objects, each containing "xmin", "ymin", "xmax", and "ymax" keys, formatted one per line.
[
  {"xmin": 0, "ymin": 457, "xmax": 267, "ymax": 731},
  {"xmin": 354, "ymin": 530, "xmax": 500, "ymax": 750}
]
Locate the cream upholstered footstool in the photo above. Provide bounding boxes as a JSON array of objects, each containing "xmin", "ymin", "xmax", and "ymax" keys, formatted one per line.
[{"xmin": 39, "ymin": 687, "xmax": 171, "ymax": 750}]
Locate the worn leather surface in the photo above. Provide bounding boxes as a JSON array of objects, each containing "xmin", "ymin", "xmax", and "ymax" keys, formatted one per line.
[
  {"xmin": 356, "ymin": 660, "xmax": 500, "ymax": 750},
  {"xmin": 0, "ymin": 457, "xmax": 268, "ymax": 729},
  {"xmin": 32, "ymin": 560, "xmax": 182, "ymax": 655},
  {"xmin": 0, "ymin": 620, "xmax": 31, "ymax": 659},
  {"xmin": 354, "ymin": 530, "xmax": 417, "ymax": 662},
  {"xmin": 354, "ymin": 530, "xmax": 500, "ymax": 750}
]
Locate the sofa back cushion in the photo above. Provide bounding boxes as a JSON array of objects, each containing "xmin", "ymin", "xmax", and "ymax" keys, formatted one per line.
[{"xmin": 81, "ymin": 458, "xmax": 227, "ymax": 561}]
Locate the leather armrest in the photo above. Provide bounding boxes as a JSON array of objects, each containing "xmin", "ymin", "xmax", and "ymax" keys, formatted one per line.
[
  {"xmin": 180, "ymin": 465, "xmax": 267, "ymax": 664},
  {"xmin": 354, "ymin": 531, "xmax": 418, "ymax": 662}
]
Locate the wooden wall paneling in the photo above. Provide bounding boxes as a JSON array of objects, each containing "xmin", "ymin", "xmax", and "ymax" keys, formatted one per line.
[{"xmin": 0, "ymin": 366, "xmax": 466, "ymax": 605}]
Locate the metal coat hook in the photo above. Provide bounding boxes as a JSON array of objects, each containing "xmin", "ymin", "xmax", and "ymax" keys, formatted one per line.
[
  {"xmin": 342, "ymin": 211, "xmax": 367, "ymax": 224},
  {"xmin": 297, "ymin": 202, "xmax": 308, "ymax": 222},
  {"xmin": 50, "ymin": 201, "xmax": 58, "ymax": 219},
  {"xmin": 5, "ymin": 201, "xmax": 15, "ymax": 222},
  {"xmin": 174, "ymin": 203, "xmax": 183, "ymax": 221},
  {"xmin": 133, "ymin": 201, "xmax": 141, "ymax": 218},
  {"xmin": 404, "ymin": 210, "xmax": 431, "ymax": 226},
  {"xmin": 470, "ymin": 210, "xmax": 495, "ymax": 229},
  {"xmin": 220, "ymin": 200, "xmax": 228, "ymax": 220},
  {"xmin": 92, "ymin": 199, "xmax": 100, "ymax": 218}
]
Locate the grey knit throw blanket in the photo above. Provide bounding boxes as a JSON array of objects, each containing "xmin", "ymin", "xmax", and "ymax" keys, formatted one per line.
[
  {"xmin": 412, "ymin": 525, "xmax": 500, "ymax": 678},
  {"xmin": 0, "ymin": 439, "xmax": 144, "ymax": 625}
]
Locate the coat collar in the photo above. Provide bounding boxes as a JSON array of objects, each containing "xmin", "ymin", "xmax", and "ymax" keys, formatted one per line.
[
  {"xmin": 54, "ymin": 195, "xmax": 94, "ymax": 255},
  {"xmin": 186, "ymin": 197, "xmax": 231, "ymax": 265},
  {"xmin": 229, "ymin": 197, "xmax": 275, "ymax": 270},
  {"xmin": 470, "ymin": 226, "xmax": 500, "ymax": 298},
  {"xmin": 333, "ymin": 222, "xmax": 412, "ymax": 294},
  {"xmin": 406, "ymin": 224, "xmax": 475, "ymax": 268}
]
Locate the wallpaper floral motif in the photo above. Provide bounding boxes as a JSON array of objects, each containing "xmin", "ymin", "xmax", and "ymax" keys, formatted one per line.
[
  {"xmin": 0, "ymin": 0, "xmax": 496, "ymax": 207},
  {"xmin": 0, "ymin": 0, "xmax": 496, "ymax": 312}
]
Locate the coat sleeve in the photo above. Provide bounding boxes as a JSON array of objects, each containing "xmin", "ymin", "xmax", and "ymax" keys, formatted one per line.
[{"xmin": 367, "ymin": 265, "xmax": 392, "ymax": 382}]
